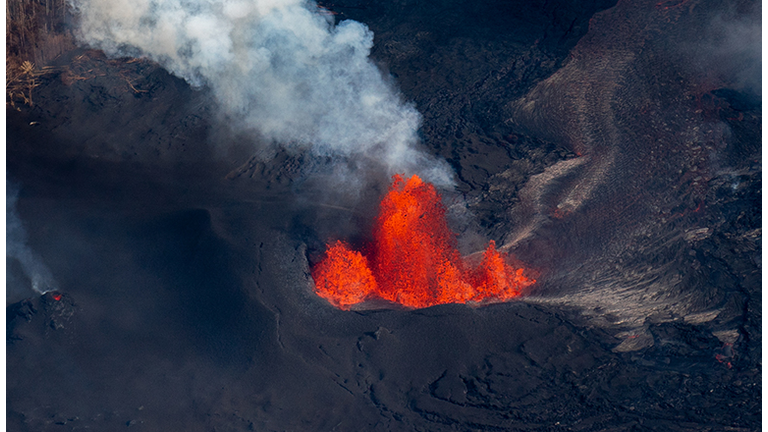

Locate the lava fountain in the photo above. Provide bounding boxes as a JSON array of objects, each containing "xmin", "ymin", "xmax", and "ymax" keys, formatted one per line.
[{"xmin": 312, "ymin": 174, "xmax": 535, "ymax": 309}]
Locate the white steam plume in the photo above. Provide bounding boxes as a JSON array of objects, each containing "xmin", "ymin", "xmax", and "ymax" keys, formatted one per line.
[
  {"xmin": 7, "ymin": 179, "xmax": 57, "ymax": 297},
  {"xmin": 69, "ymin": 0, "xmax": 452, "ymax": 185}
]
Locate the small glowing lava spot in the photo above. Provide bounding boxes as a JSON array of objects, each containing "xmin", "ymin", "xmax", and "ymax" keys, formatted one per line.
[
  {"xmin": 312, "ymin": 174, "xmax": 536, "ymax": 309},
  {"xmin": 52, "ymin": 293, "xmax": 62, "ymax": 301}
]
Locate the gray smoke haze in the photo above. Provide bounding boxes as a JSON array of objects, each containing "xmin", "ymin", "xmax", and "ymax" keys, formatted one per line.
[
  {"xmin": 7, "ymin": 179, "xmax": 57, "ymax": 301},
  {"xmin": 68, "ymin": 0, "xmax": 453, "ymax": 186},
  {"xmin": 686, "ymin": 2, "xmax": 761, "ymax": 96}
]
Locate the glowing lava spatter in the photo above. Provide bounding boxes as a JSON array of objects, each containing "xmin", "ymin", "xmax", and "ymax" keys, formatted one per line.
[
  {"xmin": 372, "ymin": 174, "xmax": 470, "ymax": 307},
  {"xmin": 311, "ymin": 174, "xmax": 535, "ymax": 310},
  {"xmin": 312, "ymin": 240, "xmax": 377, "ymax": 310}
]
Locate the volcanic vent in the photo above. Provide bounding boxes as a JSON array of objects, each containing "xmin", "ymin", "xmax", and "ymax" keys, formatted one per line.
[{"xmin": 312, "ymin": 174, "xmax": 535, "ymax": 309}]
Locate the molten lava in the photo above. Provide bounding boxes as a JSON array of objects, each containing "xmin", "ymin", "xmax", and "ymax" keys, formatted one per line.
[
  {"xmin": 311, "ymin": 174, "xmax": 535, "ymax": 310},
  {"xmin": 312, "ymin": 240, "xmax": 377, "ymax": 310},
  {"xmin": 372, "ymin": 174, "xmax": 470, "ymax": 307}
]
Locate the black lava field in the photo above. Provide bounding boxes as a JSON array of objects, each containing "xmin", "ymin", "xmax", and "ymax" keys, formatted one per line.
[{"xmin": 7, "ymin": 0, "xmax": 761, "ymax": 430}]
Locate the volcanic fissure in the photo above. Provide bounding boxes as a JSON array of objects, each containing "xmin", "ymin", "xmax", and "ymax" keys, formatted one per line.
[{"xmin": 312, "ymin": 174, "xmax": 535, "ymax": 309}]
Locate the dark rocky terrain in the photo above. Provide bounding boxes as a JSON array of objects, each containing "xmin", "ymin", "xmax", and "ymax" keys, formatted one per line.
[{"xmin": 7, "ymin": 0, "xmax": 761, "ymax": 430}]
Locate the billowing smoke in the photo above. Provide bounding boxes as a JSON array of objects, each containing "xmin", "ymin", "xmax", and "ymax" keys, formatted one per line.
[
  {"xmin": 68, "ymin": 0, "xmax": 452, "ymax": 185},
  {"xmin": 7, "ymin": 178, "xmax": 57, "ymax": 300}
]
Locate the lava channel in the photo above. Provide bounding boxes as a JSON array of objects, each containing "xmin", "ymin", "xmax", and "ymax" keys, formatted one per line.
[{"xmin": 312, "ymin": 174, "xmax": 535, "ymax": 310}]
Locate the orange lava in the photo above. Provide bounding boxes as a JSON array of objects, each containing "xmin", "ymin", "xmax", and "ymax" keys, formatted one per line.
[
  {"xmin": 311, "ymin": 240, "xmax": 377, "ymax": 310},
  {"xmin": 312, "ymin": 174, "xmax": 535, "ymax": 310}
]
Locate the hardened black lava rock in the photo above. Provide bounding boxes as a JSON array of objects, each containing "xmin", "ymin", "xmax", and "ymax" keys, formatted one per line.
[{"xmin": 6, "ymin": 0, "xmax": 760, "ymax": 430}]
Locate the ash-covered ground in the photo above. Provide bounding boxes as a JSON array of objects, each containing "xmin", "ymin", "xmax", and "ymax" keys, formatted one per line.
[{"xmin": 7, "ymin": 0, "xmax": 761, "ymax": 430}]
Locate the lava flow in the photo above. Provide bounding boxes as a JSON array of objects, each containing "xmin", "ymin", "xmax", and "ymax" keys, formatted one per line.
[{"xmin": 312, "ymin": 174, "xmax": 535, "ymax": 310}]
